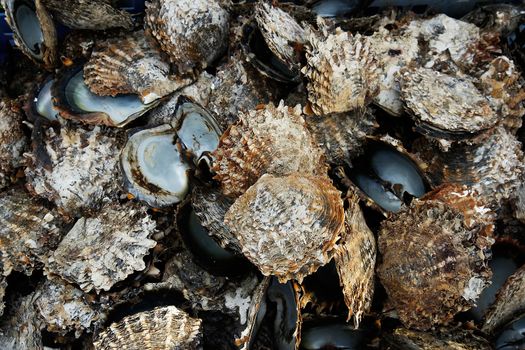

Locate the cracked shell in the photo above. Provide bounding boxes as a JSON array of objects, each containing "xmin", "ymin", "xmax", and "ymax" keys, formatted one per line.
[
  {"xmin": 224, "ymin": 173, "xmax": 345, "ymax": 283},
  {"xmin": 377, "ymin": 185, "xmax": 494, "ymax": 330},
  {"xmin": 212, "ymin": 101, "xmax": 326, "ymax": 198},
  {"xmin": 145, "ymin": 0, "xmax": 229, "ymax": 76},
  {"xmin": 93, "ymin": 306, "xmax": 202, "ymax": 350}
]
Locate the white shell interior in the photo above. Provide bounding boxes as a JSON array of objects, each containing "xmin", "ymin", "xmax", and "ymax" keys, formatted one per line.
[
  {"xmin": 177, "ymin": 103, "xmax": 221, "ymax": 160},
  {"xmin": 15, "ymin": 4, "xmax": 44, "ymax": 58},
  {"xmin": 35, "ymin": 78, "xmax": 59, "ymax": 121}
]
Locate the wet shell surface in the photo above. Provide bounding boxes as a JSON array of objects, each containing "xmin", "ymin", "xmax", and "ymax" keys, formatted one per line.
[
  {"xmin": 377, "ymin": 185, "xmax": 494, "ymax": 330},
  {"xmin": 45, "ymin": 202, "xmax": 157, "ymax": 292},
  {"xmin": 145, "ymin": 0, "xmax": 229, "ymax": 76},
  {"xmin": 224, "ymin": 173, "xmax": 344, "ymax": 283},
  {"xmin": 93, "ymin": 306, "xmax": 202, "ymax": 350},
  {"xmin": 212, "ymin": 101, "xmax": 325, "ymax": 198}
]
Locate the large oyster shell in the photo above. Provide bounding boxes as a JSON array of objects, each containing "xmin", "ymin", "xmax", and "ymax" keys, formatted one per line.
[
  {"xmin": 93, "ymin": 306, "xmax": 202, "ymax": 350},
  {"xmin": 224, "ymin": 173, "xmax": 345, "ymax": 283},
  {"xmin": 212, "ymin": 101, "xmax": 325, "ymax": 198},
  {"xmin": 377, "ymin": 185, "xmax": 494, "ymax": 330}
]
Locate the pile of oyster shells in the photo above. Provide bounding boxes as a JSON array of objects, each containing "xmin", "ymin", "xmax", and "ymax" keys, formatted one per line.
[{"xmin": 0, "ymin": 0, "xmax": 524, "ymax": 349}]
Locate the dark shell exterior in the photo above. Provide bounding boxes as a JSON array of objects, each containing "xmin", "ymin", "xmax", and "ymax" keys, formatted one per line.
[{"xmin": 0, "ymin": 292, "xmax": 43, "ymax": 349}]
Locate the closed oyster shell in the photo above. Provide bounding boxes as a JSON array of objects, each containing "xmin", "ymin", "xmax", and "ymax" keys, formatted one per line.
[
  {"xmin": 93, "ymin": 306, "xmax": 202, "ymax": 350},
  {"xmin": 145, "ymin": 0, "xmax": 229, "ymax": 76},
  {"xmin": 377, "ymin": 185, "xmax": 494, "ymax": 330},
  {"xmin": 0, "ymin": 99, "xmax": 28, "ymax": 190},
  {"xmin": 224, "ymin": 173, "xmax": 345, "ymax": 283},
  {"xmin": 212, "ymin": 101, "xmax": 325, "ymax": 198},
  {"xmin": 45, "ymin": 202, "xmax": 157, "ymax": 292},
  {"xmin": 382, "ymin": 328, "xmax": 492, "ymax": 350},
  {"xmin": 302, "ymin": 29, "xmax": 379, "ymax": 115}
]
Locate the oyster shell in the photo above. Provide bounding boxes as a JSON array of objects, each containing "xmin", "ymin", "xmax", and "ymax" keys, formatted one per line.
[
  {"xmin": 382, "ymin": 328, "xmax": 492, "ymax": 349},
  {"xmin": 84, "ymin": 31, "xmax": 193, "ymax": 104},
  {"xmin": 377, "ymin": 185, "xmax": 494, "ymax": 330},
  {"xmin": 224, "ymin": 173, "xmax": 345, "ymax": 283},
  {"xmin": 24, "ymin": 75, "xmax": 59, "ymax": 122},
  {"xmin": 45, "ymin": 202, "xmax": 157, "ymax": 292},
  {"xmin": 145, "ymin": 0, "xmax": 229, "ymax": 76},
  {"xmin": 302, "ymin": 29, "xmax": 379, "ymax": 115},
  {"xmin": 40, "ymin": 0, "xmax": 133, "ymax": 30},
  {"xmin": 0, "ymin": 291, "xmax": 43, "ymax": 349},
  {"xmin": 93, "ymin": 306, "xmax": 202, "ymax": 350},
  {"xmin": 212, "ymin": 101, "xmax": 325, "ymax": 198}
]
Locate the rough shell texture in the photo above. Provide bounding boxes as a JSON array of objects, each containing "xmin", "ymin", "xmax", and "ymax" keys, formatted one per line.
[
  {"xmin": 93, "ymin": 306, "xmax": 202, "ymax": 350},
  {"xmin": 513, "ymin": 182, "xmax": 525, "ymax": 223},
  {"xmin": 377, "ymin": 185, "xmax": 493, "ymax": 330},
  {"xmin": 84, "ymin": 31, "xmax": 193, "ymax": 104},
  {"xmin": 482, "ymin": 263, "xmax": 525, "ymax": 335},
  {"xmin": 145, "ymin": 0, "xmax": 229, "ymax": 76},
  {"xmin": 25, "ymin": 125, "xmax": 122, "ymax": 216},
  {"xmin": 0, "ymin": 100, "xmax": 28, "ymax": 190},
  {"xmin": 383, "ymin": 328, "xmax": 492, "ymax": 350},
  {"xmin": 0, "ymin": 188, "xmax": 65, "ymax": 277},
  {"xmin": 45, "ymin": 202, "xmax": 157, "ymax": 293},
  {"xmin": 335, "ymin": 191, "xmax": 376, "ymax": 328},
  {"xmin": 212, "ymin": 101, "xmax": 326, "ymax": 198},
  {"xmin": 224, "ymin": 173, "xmax": 345, "ymax": 283},
  {"xmin": 0, "ymin": 292, "xmax": 43, "ymax": 349},
  {"xmin": 41, "ymin": 0, "xmax": 133, "ymax": 30},
  {"xmin": 0, "ymin": 278, "xmax": 6, "ymax": 317},
  {"xmin": 302, "ymin": 29, "xmax": 379, "ymax": 115},
  {"xmin": 398, "ymin": 67, "xmax": 498, "ymax": 139}
]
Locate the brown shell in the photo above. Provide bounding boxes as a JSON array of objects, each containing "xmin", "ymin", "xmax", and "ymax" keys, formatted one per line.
[
  {"xmin": 41, "ymin": 0, "xmax": 133, "ymax": 30},
  {"xmin": 302, "ymin": 29, "xmax": 379, "ymax": 115},
  {"xmin": 377, "ymin": 185, "xmax": 494, "ymax": 330},
  {"xmin": 482, "ymin": 263, "xmax": 525, "ymax": 335},
  {"xmin": 93, "ymin": 306, "xmax": 202, "ymax": 350},
  {"xmin": 145, "ymin": 0, "xmax": 229, "ymax": 76},
  {"xmin": 45, "ymin": 202, "xmax": 157, "ymax": 293},
  {"xmin": 335, "ymin": 190, "xmax": 376, "ymax": 328},
  {"xmin": 0, "ymin": 278, "xmax": 6, "ymax": 317},
  {"xmin": 84, "ymin": 30, "xmax": 193, "ymax": 104},
  {"xmin": 382, "ymin": 328, "xmax": 492, "ymax": 350},
  {"xmin": 224, "ymin": 173, "xmax": 345, "ymax": 283}
]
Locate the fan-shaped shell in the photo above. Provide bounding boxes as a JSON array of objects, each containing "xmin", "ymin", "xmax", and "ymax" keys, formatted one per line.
[
  {"xmin": 212, "ymin": 101, "xmax": 326, "ymax": 198},
  {"xmin": 145, "ymin": 0, "xmax": 229, "ymax": 76},
  {"xmin": 224, "ymin": 173, "xmax": 345, "ymax": 283},
  {"xmin": 377, "ymin": 185, "xmax": 494, "ymax": 330},
  {"xmin": 93, "ymin": 306, "xmax": 202, "ymax": 350}
]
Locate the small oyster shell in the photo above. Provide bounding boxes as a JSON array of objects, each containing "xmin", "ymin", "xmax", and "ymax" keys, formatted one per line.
[
  {"xmin": 0, "ymin": 99, "xmax": 28, "ymax": 190},
  {"xmin": 398, "ymin": 67, "xmax": 498, "ymax": 140},
  {"xmin": 24, "ymin": 75, "xmax": 60, "ymax": 122},
  {"xmin": 302, "ymin": 29, "xmax": 379, "ymax": 115},
  {"xmin": 93, "ymin": 306, "xmax": 202, "ymax": 350},
  {"xmin": 45, "ymin": 202, "xmax": 157, "ymax": 292},
  {"xmin": 84, "ymin": 30, "xmax": 193, "ymax": 104},
  {"xmin": 212, "ymin": 101, "xmax": 325, "ymax": 198},
  {"xmin": 41, "ymin": 0, "xmax": 133, "ymax": 30},
  {"xmin": 224, "ymin": 173, "xmax": 345, "ymax": 283},
  {"xmin": 382, "ymin": 328, "xmax": 492, "ymax": 349},
  {"xmin": 377, "ymin": 185, "xmax": 494, "ymax": 330},
  {"xmin": 145, "ymin": 0, "xmax": 229, "ymax": 76}
]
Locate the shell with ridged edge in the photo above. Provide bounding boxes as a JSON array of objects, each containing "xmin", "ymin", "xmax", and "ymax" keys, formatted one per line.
[
  {"xmin": 145, "ymin": 0, "xmax": 229, "ymax": 76},
  {"xmin": 224, "ymin": 173, "xmax": 345, "ymax": 283},
  {"xmin": 84, "ymin": 30, "xmax": 193, "ymax": 104},
  {"xmin": 302, "ymin": 28, "xmax": 379, "ymax": 115},
  {"xmin": 212, "ymin": 101, "xmax": 326, "ymax": 198},
  {"xmin": 93, "ymin": 306, "xmax": 202, "ymax": 350},
  {"xmin": 377, "ymin": 184, "xmax": 494, "ymax": 330}
]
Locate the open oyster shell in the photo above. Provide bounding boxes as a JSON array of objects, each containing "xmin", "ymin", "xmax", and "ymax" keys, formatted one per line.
[
  {"xmin": 382, "ymin": 327, "xmax": 492, "ymax": 349},
  {"xmin": 377, "ymin": 185, "xmax": 494, "ymax": 330},
  {"xmin": 224, "ymin": 173, "xmax": 344, "ymax": 283},
  {"xmin": 93, "ymin": 306, "xmax": 202, "ymax": 350},
  {"xmin": 212, "ymin": 101, "xmax": 325, "ymax": 198},
  {"xmin": 45, "ymin": 202, "xmax": 157, "ymax": 293}
]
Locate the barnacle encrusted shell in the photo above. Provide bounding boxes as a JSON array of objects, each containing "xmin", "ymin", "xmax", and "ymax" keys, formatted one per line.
[
  {"xmin": 0, "ymin": 99, "xmax": 28, "ymax": 190},
  {"xmin": 40, "ymin": 0, "xmax": 133, "ymax": 30},
  {"xmin": 93, "ymin": 306, "xmax": 202, "ymax": 350},
  {"xmin": 25, "ymin": 125, "xmax": 122, "ymax": 216},
  {"xmin": 383, "ymin": 328, "xmax": 492, "ymax": 349},
  {"xmin": 335, "ymin": 191, "xmax": 376, "ymax": 328},
  {"xmin": 224, "ymin": 173, "xmax": 344, "ymax": 283},
  {"xmin": 145, "ymin": 0, "xmax": 229, "ymax": 76},
  {"xmin": 302, "ymin": 29, "xmax": 379, "ymax": 115},
  {"xmin": 84, "ymin": 31, "xmax": 193, "ymax": 104},
  {"xmin": 377, "ymin": 185, "xmax": 494, "ymax": 330},
  {"xmin": 45, "ymin": 202, "xmax": 157, "ymax": 292},
  {"xmin": 212, "ymin": 101, "xmax": 325, "ymax": 198},
  {"xmin": 398, "ymin": 67, "xmax": 498, "ymax": 139},
  {"xmin": 482, "ymin": 263, "xmax": 525, "ymax": 335}
]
